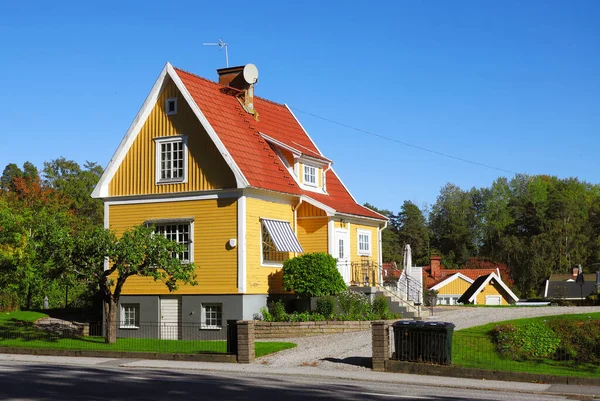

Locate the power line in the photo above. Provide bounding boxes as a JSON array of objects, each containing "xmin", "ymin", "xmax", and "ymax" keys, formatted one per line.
[{"xmin": 290, "ymin": 107, "xmax": 518, "ymax": 175}]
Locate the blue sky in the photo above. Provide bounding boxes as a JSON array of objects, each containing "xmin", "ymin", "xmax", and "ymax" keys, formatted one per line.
[{"xmin": 1, "ymin": 1, "xmax": 598, "ymax": 213}]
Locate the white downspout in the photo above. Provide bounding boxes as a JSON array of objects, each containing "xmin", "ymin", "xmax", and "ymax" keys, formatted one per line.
[{"xmin": 322, "ymin": 163, "xmax": 332, "ymax": 192}]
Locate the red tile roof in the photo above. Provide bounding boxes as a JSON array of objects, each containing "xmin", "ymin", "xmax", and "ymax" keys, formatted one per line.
[
  {"xmin": 423, "ymin": 266, "xmax": 497, "ymax": 288},
  {"xmin": 174, "ymin": 68, "xmax": 385, "ymax": 220}
]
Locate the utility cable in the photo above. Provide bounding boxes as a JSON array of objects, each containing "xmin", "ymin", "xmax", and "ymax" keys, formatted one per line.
[{"xmin": 290, "ymin": 107, "xmax": 518, "ymax": 175}]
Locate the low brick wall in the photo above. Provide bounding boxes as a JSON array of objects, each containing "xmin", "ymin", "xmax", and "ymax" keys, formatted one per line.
[{"xmin": 255, "ymin": 320, "xmax": 396, "ymax": 339}]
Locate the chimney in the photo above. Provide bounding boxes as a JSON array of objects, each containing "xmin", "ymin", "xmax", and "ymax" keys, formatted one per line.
[
  {"xmin": 217, "ymin": 64, "xmax": 259, "ymax": 116},
  {"xmin": 430, "ymin": 255, "xmax": 442, "ymax": 279}
]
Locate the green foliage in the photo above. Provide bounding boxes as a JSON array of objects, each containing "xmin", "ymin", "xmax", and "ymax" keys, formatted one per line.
[
  {"xmin": 492, "ymin": 323, "xmax": 560, "ymax": 360},
  {"xmin": 423, "ymin": 289, "xmax": 439, "ymax": 306},
  {"xmin": 548, "ymin": 319, "xmax": 600, "ymax": 363},
  {"xmin": 315, "ymin": 296, "xmax": 336, "ymax": 318},
  {"xmin": 337, "ymin": 290, "xmax": 371, "ymax": 320},
  {"xmin": 0, "ymin": 293, "xmax": 19, "ymax": 312},
  {"xmin": 371, "ymin": 294, "xmax": 391, "ymax": 319},
  {"xmin": 268, "ymin": 300, "xmax": 288, "ymax": 322},
  {"xmin": 282, "ymin": 253, "xmax": 346, "ymax": 298}
]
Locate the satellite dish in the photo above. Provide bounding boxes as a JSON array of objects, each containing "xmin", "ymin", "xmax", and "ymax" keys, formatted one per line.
[{"xmin": 243, "ymin": 64, "xmax": 259, "ymax": 84}]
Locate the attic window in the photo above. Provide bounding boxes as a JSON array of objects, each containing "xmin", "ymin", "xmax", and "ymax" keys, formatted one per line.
[
  {"xmin": 165, "ymin": 97, "xmax": 178, "ymax": 115},
  {"xmin": 303, "ymin": 165, "xmax": 317, "ymax": 187},
  {"xmin": 155, "ymin": 136, "xmax": 187, "ymax": 184}
]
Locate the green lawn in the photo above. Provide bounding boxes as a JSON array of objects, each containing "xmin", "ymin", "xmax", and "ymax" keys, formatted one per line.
[
  {"xmin": 453, "ymin": 312, "xmax": 600, "ymax": 378},
  {"xmin": 0, "ymin": 311, "xmax": 295, "ymax": 358}
]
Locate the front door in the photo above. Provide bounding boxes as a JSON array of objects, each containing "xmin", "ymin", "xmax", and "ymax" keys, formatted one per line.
[
  {"xmin": 160, "ymin": 297, "xmax": 181, "ymax": 340},
  {"xmin": 334, "ymin": 229, "xmax": 350, "ymax": 283}
]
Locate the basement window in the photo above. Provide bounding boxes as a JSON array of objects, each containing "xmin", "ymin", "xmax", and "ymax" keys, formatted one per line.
[
  {"xmin": 165, "ymin": 97, "xmax": 178, "ymax": 115},
  {"xmin": 201, "ymin": 304, "xmax": 222, "ymax": 329},
  {"xmin": 120, "ymin": 304, "xmax": 140, "ymax": 329}
]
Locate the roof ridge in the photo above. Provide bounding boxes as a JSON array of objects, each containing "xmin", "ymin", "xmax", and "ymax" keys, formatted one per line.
[{"xmin": 173, "ymin": 66, "xmax": 287, "ymax": 107}]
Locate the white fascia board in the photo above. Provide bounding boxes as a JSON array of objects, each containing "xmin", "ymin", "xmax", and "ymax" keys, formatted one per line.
[
  {"xmin": 92, "ymin": 64, "xmax": 170, "ymax": 198},
  {"xmin": 431, "ymin": 273, "xmax": 474, "ymax": 292},
  {"xmin": 237, "ymin": 196, "xmax": 247, "ymax": 293},
  {"xmin": 168, "ymin": 64, "xmax": 249, "ymax": 189},
  {"xmin": 327, "ymin": 218, "xmax": 335, "ymax": 255},
  {"xmin": 104, "ymin": 190, "xmax": 241, "ymax": 205},
  {"xmin": 335, "ymin": 212, "xmax": 388, "ymax": 226},
  {"xmin": 259, "ymin": 132, "xmax": 302, "ymax": 157},
  {"xmin": 243, "ymin": 187, "xmax": 297, "ymax": 205},
  {"xmin": 300, "ymin": 195, "xmax": 336, "ymax": 216},
  {"xmin": 544, "ymin": 280, "xmax": 549, "ymax": 298},
  {"xmin": 468, "ymin": 273, "xmax": 519, "ymax": 303}
]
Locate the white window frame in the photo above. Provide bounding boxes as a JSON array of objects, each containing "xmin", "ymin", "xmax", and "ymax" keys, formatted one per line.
[
  {"xmin": 260, "ymin": 219, "xmax": 288, "ymax": 267},
  {"xmin": 154, "ymin": 135, "xmax": 188, "ymax": 185},
  {"xmin": 150, "ymin": 220, "xmax": 194, "ymax": 262},
  {"xmin": 357, "ymin": 229, "xmax": 372, "ymax": 256},
  {"xmin": 303, "ymin": 164, "xmax": 317, "ymax": 187},
  {"xmin": 165, "ymin": 97, "xmax": 178, "ymax": 115},
  {"xmin": 201, "ymin": 303, "xmax": 222, "ymax": 330},
  {"xmin": 120, "ymin": 303, "xmax": 140, "ymax": 329}
]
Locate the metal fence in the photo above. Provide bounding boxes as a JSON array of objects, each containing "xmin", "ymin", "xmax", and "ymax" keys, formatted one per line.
[
  {"xmin": 0, "ymin": 320, "xmax": 237, "ymax": 355},
  {"xmin": 390, "ymin": 329, "xmax": 600, "ymax": 378}
]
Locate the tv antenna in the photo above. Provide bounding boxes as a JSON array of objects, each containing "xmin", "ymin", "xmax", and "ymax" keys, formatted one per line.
[{"xmin": 203, "ymin": 38, "xmax": 229, "ymax": 67}]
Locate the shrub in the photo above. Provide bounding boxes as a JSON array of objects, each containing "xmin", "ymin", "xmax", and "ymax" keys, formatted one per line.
[
  {"xmin": 337, "ymin": 290, "xmax": 371, "ymax": 320},
  {"xmin": 315, "ymin": 296, "xmax": 336, "ymax": 319},
  {"xmin": 259, "ymin": 306, "xmax": 272, "ymax": 322},
  {"xmin": 0, "ymin": 293, "xmax": 19, "ymax": 312},
  {"xmin": 268, "ymin": 300, "xmax": 288, "ymax": 322},
  {"xmin": 371, "ymin": 294, "xmax": 390, "ymax": 319},
  {"xmin": 549, "ymin": 319, "xmax": 600, "ymax": 363},
  {"xmin": 492, "ymin": 323, "xmax": 560, "ymax": 360},
  {"xmin": 282, "ymin": 253, "xmax": 346, "ymax": 298}
]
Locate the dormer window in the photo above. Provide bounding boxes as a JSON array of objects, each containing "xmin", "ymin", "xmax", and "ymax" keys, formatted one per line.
[
  {"xmin": 303, "ymin": 165, "xmax": 317, "ymax": 187},
  {"xmin": 165, "ymin": 97, "xmax": 178, "ymax": 115}
]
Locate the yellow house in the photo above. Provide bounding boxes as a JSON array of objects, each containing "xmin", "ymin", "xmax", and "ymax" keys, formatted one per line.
[
  {"xmin": 457, "ymin": 273, "xmax": 519, "ymax": 305},
  {"xmin": 92, "ymin": 63, "xmax": 387, "ymax": 338}
]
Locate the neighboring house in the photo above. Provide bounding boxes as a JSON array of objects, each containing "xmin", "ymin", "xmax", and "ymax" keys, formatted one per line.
[
  {"xmin": 423, "ymin": 256, "xmax": 498, "ymax": 305},
  {"xmin": 92, "ymin": 63, "xmax": 387, "ymax": 339},
  {"xmin": 543, "ymin": 269, "xmax": 599, "ymax": 301},
  {"xmin": 457, "ymin": 272, "xmax": 519, "ymax": 305}
]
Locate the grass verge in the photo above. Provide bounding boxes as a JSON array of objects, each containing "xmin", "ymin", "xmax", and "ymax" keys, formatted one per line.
[
  {"xmin": 453, "ymin": 312, "xmax": 600, "ymax": 378},
  {"xmin": 0, "ymin": 311, "xmax": 295, "ymax": 358}
]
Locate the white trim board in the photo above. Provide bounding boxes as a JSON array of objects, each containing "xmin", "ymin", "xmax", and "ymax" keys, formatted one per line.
[
  {"xmin": 464, "ymin": 272, "xmax": 519, "ymax": 304},
  {"xmin": 237, "ymin": 196, "xmax": 247, "ymax": 293},
  {"xmin": 92, "ymin": 62, "xmax": 249, "ymax": 199},
  {"xmin": 430, "ymin": 272, "xmax": 474, "ymax": 291}
]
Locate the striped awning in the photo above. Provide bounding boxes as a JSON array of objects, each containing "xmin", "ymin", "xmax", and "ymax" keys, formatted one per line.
[{"xmin": 261, "ymin": 219, "xmax": 304, "ymax": 253}]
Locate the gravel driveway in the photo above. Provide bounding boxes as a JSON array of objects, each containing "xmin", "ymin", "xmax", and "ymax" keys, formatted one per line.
[{"xmin": 255, "ymin": 306, "xmax": 600, "ymax": 371}]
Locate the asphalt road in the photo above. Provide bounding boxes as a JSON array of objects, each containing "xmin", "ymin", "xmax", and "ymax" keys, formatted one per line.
[{"xmin": 0, "ymin": 361, "xmax": 592, "ymax": 401}]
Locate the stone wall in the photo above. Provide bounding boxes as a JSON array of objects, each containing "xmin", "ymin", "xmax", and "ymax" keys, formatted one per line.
[{"xmin": 255, "ymin": 321, "xmax": 395, "ymax": 339}]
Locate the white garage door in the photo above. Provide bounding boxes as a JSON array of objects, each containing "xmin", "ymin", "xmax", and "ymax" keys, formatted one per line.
[
  {"xmin": 160, "ymin": 297, "xmax": 181, "ymax": 340},
  {"xmin": 485, "ymin": 295, "xmax": 502, "ymax": 305}
]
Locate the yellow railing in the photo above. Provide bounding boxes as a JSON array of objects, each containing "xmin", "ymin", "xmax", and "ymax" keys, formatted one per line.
[{"xmin": 350, "ymin": 259, "xmax": 380, "ymax": 286}]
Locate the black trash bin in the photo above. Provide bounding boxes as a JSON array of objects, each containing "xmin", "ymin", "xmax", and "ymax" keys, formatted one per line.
[{"xmin": 392, "ymin": 321, "xmax": 454, "ymax": 365}]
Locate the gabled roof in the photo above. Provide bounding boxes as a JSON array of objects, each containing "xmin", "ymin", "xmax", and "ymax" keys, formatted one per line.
[
  {"xmin": 423, "ymin": 266, "xmax": 498, "ymax": 288},
  {"xmin": 430, "ymin": 272, "xmax": 474, "ymax": 291},
  {"xmin": 544, "ymin": 281, "xmax": 597, "ymax": 300},
  {"xmin": 93, "ymin": 63, "xmax": 385, "ymax": 221},
  {"xmin": 548, "ymin": 273, "xmax": 596, "ymax": 283},
  {"xmin": 458, "ymin": 273, "xmax": 519, "ymax": 304}
]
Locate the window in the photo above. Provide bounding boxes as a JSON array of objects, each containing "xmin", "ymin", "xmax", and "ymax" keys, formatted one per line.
[
  {"xmin": 338, "ymin": 239, "xmax": 344, "ymax": 259},
  {"xmin": 154, "ymin": 222, "xmax": 192, "ymax": 261},
  {"xmin": 202, "ymin": 304, "xmax": 222, "ymax": 329},
  {"xmin": 260, "ymin": 219, "xmax": 304, "ymax": 266},
  {"xmin": 357, "ymin": 229, "xmax": 371, "ymax": 256},
  {"xmin": 165, "ymin": 97, "xmax": 178, "ymax": 115},
  {"xmin": 120, "ymin": 304, "xmax": 139, "ymax": 328},
  {"xmin": 155, "ymin": 136, "xmax": 187, "ymax": 184},
  {"xmin": 303, "ymin": 165, "xmax": 317, "ymax": 186}
]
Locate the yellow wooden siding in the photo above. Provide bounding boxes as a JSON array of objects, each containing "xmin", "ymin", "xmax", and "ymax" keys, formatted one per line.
[
  {"xmin": 109, "ymin": 199, "xmax": 238, "ymax": 294},
  {"xmin": 109, "ymin": 79, "xmax": 236, "ymax": 196},
  {"xmin": 349, "ymin": 224, "xmax": 379, "ymax": 265},
  {"xmin": 475, "ymin": 282, "xmax": 511, "ymax": 305},
  {"xmin": 297, "ymin": 217, "xmax": 328, "ymax": 254},
  {"xmin": 246, "ymin": 197, "xmax": 294, "ymax": 294},
  {"xmin": 437, "ymin": 277, "xmax": 472, "ymax": 295},
  {"xmin": 297, "ymin": 202, "xmax": 326, "ymax": 217}
]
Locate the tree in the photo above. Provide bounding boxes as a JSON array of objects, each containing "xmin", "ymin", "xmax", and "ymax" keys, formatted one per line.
[
  {"xmin": 74, "ymin": 225, "xmax": 197, "ymax": 343},
  {"xmin": 394, "ymin": 201, "xmax": 430, "ymax": 266},
  {"xmin": 282, "ymin": 253, "xmax": 346, "ymax": 298},
  {"xmin": 43, "ymin": 158, "xmax": 104, "ymax": 226}
]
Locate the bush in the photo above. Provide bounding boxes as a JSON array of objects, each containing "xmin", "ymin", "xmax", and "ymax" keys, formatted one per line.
[
  {"xmin": 549, "ymin": 319, "xmax": 600, "ymax": 363},
  {"xmin": 492, "ymin": 323, "xmax": 560, "ymax": 360},
  {"xmin": 282, "ymin": 253, "xmax": 346, "ymax": 298},
  {"xmin": 337, "ymin": 290, "xmax": 371, "ymax": 320},
  {"xmin": 371, "ymin": 294, "xmax": 390, "ymax": 319},
  {"xmin": 315, "ymin": 296, "xmax": 336, "ymax": 319},
  {"xmin": 268, "ymin": 300, "xmax": 288, "ymax": 322},
  {"xmin": 0, "ymin": 293, "xmax": 19, "ymax": 312}
]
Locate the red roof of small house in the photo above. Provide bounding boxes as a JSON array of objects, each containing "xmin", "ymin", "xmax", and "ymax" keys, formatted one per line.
[
  {"xmin": 174, "ymin": 68, "xmax": 385, "ymax": 220},
  {"xmin": 423, "ymin": 265, "xmax": 497, "ymax": 289}
]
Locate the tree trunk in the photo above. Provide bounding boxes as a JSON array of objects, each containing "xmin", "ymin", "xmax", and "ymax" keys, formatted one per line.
[{"xmin": 104, "ymin": 298, "xmax": 118, "ymax": 344}]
